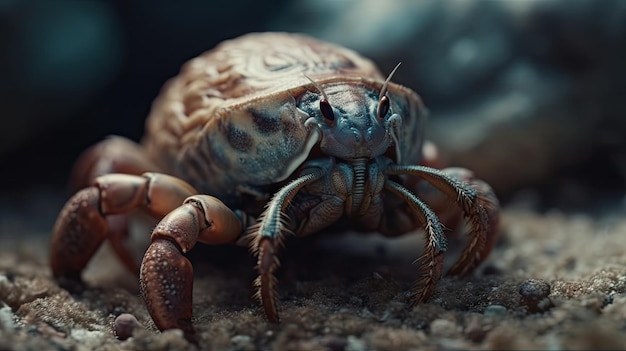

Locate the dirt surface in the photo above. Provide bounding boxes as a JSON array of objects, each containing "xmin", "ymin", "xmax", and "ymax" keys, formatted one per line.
[
  {"xmin": 2, "ymin": 2, "xmax": 626, "ymax": 350},
  {"xmin": 1, "ymin": 205, "xmax": 626, "ymax": 351}
]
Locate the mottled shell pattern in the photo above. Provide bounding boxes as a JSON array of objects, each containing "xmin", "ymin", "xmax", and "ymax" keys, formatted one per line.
[{"xmin": 143, "ymin": 32, "xmax": 426, "ymax": 207}]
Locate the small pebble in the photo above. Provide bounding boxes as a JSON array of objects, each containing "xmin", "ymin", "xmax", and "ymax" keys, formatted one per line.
[
  {"xmin": 112, "ymin": 306, "xmax": 124, "ymax": 317},
  {"xmin": 114, "ymin": 313, "xmax": 143, "ymax": 340},
  {"xmin": 518, "ymin": 278, "xmax": 553, "ymax": 313},
  {"xmin": 519, "ymin": 279, "xmax": 550, "ymax": 299}
]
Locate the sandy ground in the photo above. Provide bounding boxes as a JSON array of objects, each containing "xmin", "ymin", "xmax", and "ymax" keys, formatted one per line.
[{"xmin": 1, "ymin": 205, "xmax": 626, "ymax": 350}]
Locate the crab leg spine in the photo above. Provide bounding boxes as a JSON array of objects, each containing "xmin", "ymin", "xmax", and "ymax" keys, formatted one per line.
[
  {"xmin": 386, "ymin": 165, "xmax": 499, "ymax": 276},
  {"xmin": 252, "ymin": 168, "xmax": 325, "ymax": 322},
  {"xmin": 384, "ymin": 179, "xmax": 447, "ymax": 303}
]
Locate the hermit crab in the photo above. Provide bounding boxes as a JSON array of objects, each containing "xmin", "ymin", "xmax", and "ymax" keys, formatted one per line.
[{"xmin": 50, "ymin": 32, "xmax": 499, "ymax": 341}]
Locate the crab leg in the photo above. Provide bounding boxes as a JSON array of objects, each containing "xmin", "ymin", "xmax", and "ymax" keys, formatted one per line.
[
  {"xmin": 251, "ymin": 168, "xmax": 325, "ymax": 322},
  {"xmin": 60, "ymin": 137, "xmax": 164, "ymax": 278},
  {"xmin": 140, "ymin": 195, "xmax": 243, "ymax": 342},
  {"xmin": 50, "ymin": 172, "xmax": 197, "ymax": 288},
  {"xmin": 384, "ymin": 180, "xmax": 447, "ymax": 303},
  {"xmin": 386, "ymin": 165, "xmax": 500, "ymax": 278}
]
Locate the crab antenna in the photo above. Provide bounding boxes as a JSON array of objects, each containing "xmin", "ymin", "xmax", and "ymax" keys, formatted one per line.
[
  {"xmin": 379, "ymin": 62, "xmax": 402, "ymax": 99},
  {"xmin": 303, "ymin": 74, "xmax": 330, "ymax": 102}
]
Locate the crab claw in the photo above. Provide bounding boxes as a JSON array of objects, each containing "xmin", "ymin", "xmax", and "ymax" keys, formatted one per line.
[{"xmin": 140, "ymin": 195, "xmax": 243, "ymax": 343}]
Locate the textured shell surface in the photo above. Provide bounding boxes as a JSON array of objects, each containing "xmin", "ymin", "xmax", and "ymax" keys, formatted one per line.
[{"xmin": 142, "ymin": 32, "xmax": 425, "ymax": 207}]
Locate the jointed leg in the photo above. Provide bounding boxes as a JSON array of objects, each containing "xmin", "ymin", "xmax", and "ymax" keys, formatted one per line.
[
  {"xmin": 61, "ymin": 136, "xmax": 163, "ymax": 276},
  {"xmin": 447, "ymin": 174, "xmax": 499, "ymax": 275},
  {"xmin": 383, "ymin": 180, "xmax": 447, "ymax": 303},
  {"xmin": 51, "ymin": 172, "xmax": 198, "ymax": 287},
  {"xmin": 251, "ymin": 168, "xmax": 325, "ymax": 322},
  {"xmin": 140, "ymin": 195, "xmax": 243, "ymax": 342},
  {"xmin": 386, "ymin": 165, "xmax": 499, "ymax": 278}
]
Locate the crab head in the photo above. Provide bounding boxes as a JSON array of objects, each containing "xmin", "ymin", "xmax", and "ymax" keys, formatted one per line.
[{"xmin": 299, "ymin": 80, "xmax": 403, "ymax": 163}]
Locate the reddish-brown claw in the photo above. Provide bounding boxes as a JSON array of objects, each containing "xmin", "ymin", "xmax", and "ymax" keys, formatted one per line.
[
  {"xmin": 140, "ymin": 195, "xmax": 244, "ymax": 341},
  {"xmin": 50, "ymin": 187, "xmax": 108, "ymax": 289},
  {"xmin": 62, "ymin": 136, "xmax": 163, "ymax": 277},
  {"xmin": 141, "ymin": 240, "xmax": 196, "ymax": 342},
  {"xmin": 50, "ymin": 173, "xmax": 197, "ymax": 286}
]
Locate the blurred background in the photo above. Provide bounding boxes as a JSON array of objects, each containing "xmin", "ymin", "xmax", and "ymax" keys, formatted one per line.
[{"xmin": 1, "ymin": 0, "xmax": 625, "ymax": 235}]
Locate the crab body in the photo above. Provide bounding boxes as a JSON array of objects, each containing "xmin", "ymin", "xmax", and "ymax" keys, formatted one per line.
[
  {"xmin": 50, "ymin": 32, "xmax": 499, "ymax": 343},
  {"xmin": 142, "ymin": 34, "xmax": 422, "ymax": 209}
]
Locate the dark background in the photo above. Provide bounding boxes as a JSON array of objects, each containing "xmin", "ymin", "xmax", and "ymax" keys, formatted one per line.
[{"xmin": 1, "ymin": 0, "xmax": 626, "ymax": 233}]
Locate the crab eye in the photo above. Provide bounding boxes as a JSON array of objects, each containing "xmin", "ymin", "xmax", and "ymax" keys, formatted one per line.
[
  {"xmin": 377, "ymin": 95, "xmax": 390, "ymax": 120},
  {"xmin": 320, "ymin": 99, "xmax": 335, "ymax": 125}
]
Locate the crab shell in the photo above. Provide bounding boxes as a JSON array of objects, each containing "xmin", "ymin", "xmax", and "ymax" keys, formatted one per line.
[{"xmin": 142, "ymin": 32, "xmax": 427, "ymax": 209}]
